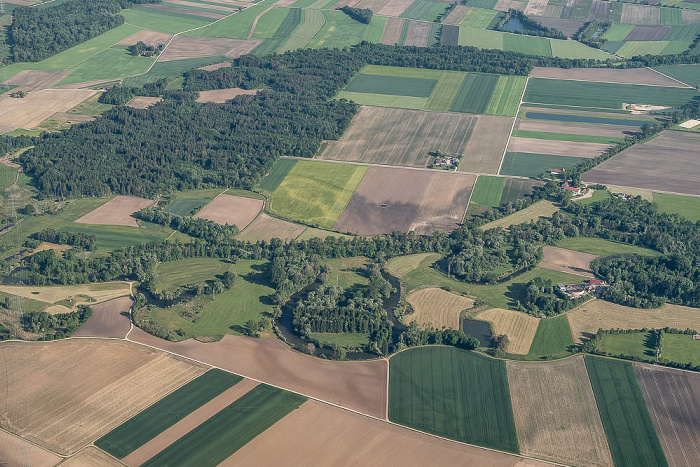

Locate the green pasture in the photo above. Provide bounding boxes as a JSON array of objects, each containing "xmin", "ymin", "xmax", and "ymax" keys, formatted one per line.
[
  {"xmin": 279, "ymin": 8, "xmax": 326, "ymax": 51},
  {"xmin": 344, "ymin": 74, "xmax": 438, "ymax": 98},
  {"xmin": 500, "ymin": 179, "xmax": 541, "ymax": 204},
  {"xmin": 56, "ymin": 46, "xmax": 155, "ymax": 86},
  {"xmin": 123, "ymin": 56, "xmax": 227, "ymax": 86},
  {"xmin": 555, "ymin": 237, "xmax": 660, "ymax": 257},
  {"xmin": 578, "ymin": 189, "xmax": 610, "ymax": 205},
  {"xmin": 503, "ymin": 34, "xmax": 552, "ymax": 57},
  {"xmin": 602, "ymin": 24, "xmax": 635, "ymax": 42},
  {"xmin": 358, "ymin": 65, "xmax": 443, "ymax": 79},
  {"xmin": 499, "ymin": 152, "xmax": 588, "ymax": 177},
  {"xmin": 252, "ymin": 7, "xmax": 292, "ymax": 39},
  {"xmin": 400, "ymin": 0, "xmax": 451, "ymax": 22},
  {"xmin": 616, "ymin": 41, "xmax": 677, "ymax": 58},
  {"xmin": 598, "ymin": 332, "xmax": 654, "ymax": 361},
  {"xmin": 527, "ymin": 315, "xmax": 575, "ymax": 358},
  {"xmin": 164, "ymin": 199, "xmax": 209, "ymax": 216},
  {"xmin": 664, "ymin": 24, "xmax": 700, "ymax": 41},
  {"xmin": 62, "ymin": 223, "xmax": 173, "ymax": 251},
  {"xmin": 269, "ymin": 160, "xmax": 367, "ymax": 228},
  {"xmin": 653, "ymin": 64, "xmax": 700, "ymax": 87},
  {"xmin": 153, "ymin": 258, "xmax": 236, "ymax": 293},
  {"xmin": 511, "ymin": 130, "xmax": 624, "ymax": 145},
  {"xmin": 524, "ymin": 78, "xmax": 700, "ymax": 110},
  {"xmin": 460, "ymin": 7, "xmax": 500, "ymax": 28},
  {"xmin": 188, "ymin": 0, "xmax": 277, "ymax": 38},
  {"xmin": 96, "ymin": 369, "xmax": 242, "ymax": 458},
  {"xmin": 122, "ymin": 8, "xmax": 212, "ymax": 34},
  {"xmin": 337, "ymin": 91, "xmax": 428, "ymax": 109},
  {"xmin": 549, "ymin": 40, "xmax": 611, "ymax": 60},
  {"xmin": 470, "ymin": 176, "xmax": 506, "ymax": 207},
  {"xmin": 259, "ymin": 159, "xmax": 297, "ymax": 193},
  {"xmin": 652, "ymin": 192, "xmax": 700, "ymax": 222},
  {"xmin": 389, "ymin": 346, "xmax": 519, "ymax": 452},
  {"xmin": 67, "ymin": 94, "xmax": 114, "ymax": 117},
  {"xmin": 660, "ymin": 333, "xmax": 700, "ymax": 365},
  {"xmin": 585, "ymin": 356, "xmax": 668, "ymax": 467},
  {"xmin": 307, "ymin": 10, "xmax": 372, "ymax": 49},
  {"xmin": 425, "ymin": 71, "xmax": 466, "ymax": 111},
  {"xmin": 141, "ymin": 385, "xmax": 306, "ymax": 467},
  {"xmin": 323, "ymin": 257, "xmax": 370, "ymax": 290},
  {"xmin": 458, "ymin": 26, "xmax": 504, "ymax": 50}
]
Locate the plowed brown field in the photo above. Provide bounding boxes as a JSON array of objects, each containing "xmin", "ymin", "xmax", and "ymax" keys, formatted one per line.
[
  {"xmin": 529, "ymin": 67, "xmax": 686, "ymax": 87},
  {"xmin": 76, "ymin": 196, "xmax": 152, "ymax": 227},
  {"xmin": 458, "ymin": 115, "xmax": 513, "ymax": 174},
  {"xmin": 540, "ymin": 245, "xmax": 598, "ymax": 278},
  {"xmin": 73, "ymin": 296, "xmax": 133, "ymax": 339},
  {"xmin": 194, "ymin": 193, "xmax": 263, "ymax": 229}
]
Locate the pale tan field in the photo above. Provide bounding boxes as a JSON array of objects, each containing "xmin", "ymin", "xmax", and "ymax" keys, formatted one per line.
[
  {"xmin": 377, "ymin": 0, "xmax": 414, "ymax": 16},
  {"xmin": 529, "ymin": 67, "xmax": 686, "ymax": 87},
  {"xmin": 524, "ymin": 0, "xmax": 548, "ymax": 16},
  {"xmin": 0, "ymin": 89, "xmax": 97, "ymax": 133},
  {"xmin": 443, "ymin": 5, "xmax": 469, "ymax": 24},
  {"xmin": 59, "ymin": 446, "xmax": 125, "ymax": 467},
  {"xmin": 198, "ymin": 61, "xmax": 232, "ymax": 71},
  {"xmin": 196, "ymin": 88, "xmax": 259, "ymax": 103},
  {"xmin": 126, "ymin": 96, "xmax": 163, "ymax": 109},
  {"xmin": 621, "ymin": 3, "xmax": 660, "ymax": 25},
  {"xmin": 127, "ymin": 327, "xmax": 388, "ymax": 418},
  {"xmin": 385, "ymin": 252, "xmax": 441, "ymax": 278},
  {"xmin": 507, "ymin": 357, "xmax": 614, "ymax": 467},
  {"xmin": 402, "ymin": 20, "xmax": 431, "ymax": 47},
  {"xmin": 495, "ymin": 0, "xmax": 526, "ymax": 11},
  {"xmin": 75, "ymin": 196, "xmax": 152, "ymax": 227},
  {"xmin": 222, "ymin": 399, "xmax": 550, "ymax": 467},
  {"xmin": 381, "ymin": 17, "xmax": 405, "ymax": 45},
  {"xmin": 481, "ymin": 200, "xmax": 559, "ymax": 230},
  {"xmin": 236, "ymin": 213, "xmax": 305, "ymax": 242},
  {"xmin": 476, "ymin": 308, "xmax": 540, "ymax": 354},
  {"xmin": 0, "ymin": 282, "xmax": 131, "ymax": 311},
  {"xmin": 123, "ymin": 379, "xmax": 259, "ymax": 467},
  {"xmin": 157, "ymin": 37, "xmax": 261, "ymax": 61},
  {"xmin": 2, "ymin": 70, "xmax": 71, "ymax": 92},
  {"xmin": 458, "ymin": 115, "xmax": 513, "ymax": 174},
  {"xmin": 0, "ymin": 340, "xmax": 205, "ymax": 455},
  {"xmin": 0, "ymin": 429, "xmax": 61, "ymax": 467},
  {"xmin": 405, "ymin": 288, "xmax": 474, "ymax": 329},
  {"xmin": 507, "ymin": 137, "xmax": 609, "ymax": 159},
  {"xmin": 116, "ymin": 29, "xmax": 174, "ymax": 47},
  {"xmin": 34, "ymin": 242, "xmax": 71, "ymax": 255},
  {"xmin": 515, "ymin": 119, "xmax": 637, "ymax": 138},
  {"xmin": 194, "ymin": 193, "xmax": 263, "ymax": 229},
  {"xmin": 540, "ymin": 245, "xmax": 598, "ymax": 278},
  {"xmin": 295, "ymin": 227, "xmax": 353, "ymax": 241},
  {"xmin": 567, "ymin": 299, "xmax": 700, "ymax": 343}
]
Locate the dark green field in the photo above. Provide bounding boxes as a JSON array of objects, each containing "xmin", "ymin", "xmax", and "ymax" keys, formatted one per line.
[
  {"xmin": 141, "ymin": 384, "xmax": 307, "ymax": 467},
  {"xmin": 389, "ymin": 346, "xmax": 519, "ymax": 453},
  {"xmin": 258, "ymin": 158, "xmax": 297, "ymax": 192},
  {"xmin": 584, "ymin": 356, "xmax": 668, "ymax": 467},
  {"xmin": 500, "ymin": 179, "xmax": 541, "ymax": 204},
  {"xmin": 524, "ymin": 78, "xmax": 699, "ymax": 110},
  {"xmin": 653, "ymin": 64, "xmax": 700, "ymax": 88},
  {"xmin": 527, "ymin": 315, "xmax": 574, "ymax": 358},
  {"xmin": 499, "ymin": 152, "xmax": 587, "ymax": 177},
  {"xmin": 470, "ymin": 176, "xmax": 506, "ymax": 207},
  {"xmin": 96, "ymin": 369, "xmax": 242, "ymax": 458},
  {"xmin": 344, "ymin": 74, "xmax": 437, "ymax": 97},
  {"xmin": 164, "ymin": 199, "xmax": 209, "ymax": 216},
  {"xmin": 449, "ymin": 73, "xmax": 499, "ymax": 114}
]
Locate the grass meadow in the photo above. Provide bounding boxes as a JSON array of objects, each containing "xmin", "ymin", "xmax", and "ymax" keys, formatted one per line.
[
  {"xmin": 470, "ymin": 176, "xmax": 506, "ymax": 207},
  {"xmin": 499, "ymin": 152, "xmax": 588, "ymax": 177},
  {"xmin": 660, "ymin": 333, "xmax": 700, "ymax": 364},
  {"xmin": 555, "ymin": 237, "xmax": 660, "ymax": 257},
  {"xmin": 527, "ymin": 315, "xmax": 574, "ymax": 358}
]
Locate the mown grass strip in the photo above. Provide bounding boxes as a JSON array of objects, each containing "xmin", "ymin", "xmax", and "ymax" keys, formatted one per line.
[
  {"xmin": 141, "ymin": 384, "xmax": 307, "ymax": 467},
  {"xmin": 471, "ymin": 176, "xmax": 506, "ymax": 207},
  {"xmin": 425, "ymin": 70, "xmax": 466, "ymax": 111},
  {"xmin": 584, "ymin": 356, "xmax": 669, "ymax": 467},
  {"xmin": 96, "ymin": 369, "xmax": 243, "ymax": 458}
]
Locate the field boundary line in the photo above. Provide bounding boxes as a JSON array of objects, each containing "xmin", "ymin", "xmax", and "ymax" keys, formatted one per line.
[
  {"xmin": 497, "ymin": 75, "xmax": 528, "ymax": 175},
  {"xmin": 247, "ymin": 5, "xmax": 277, "ymax": 40},
  {"xmin": 645, "ymin": 66, "xmax": 694, "ymax": 89},
  {"xmin": 0, "ymin": 426, "xmax": 68, "ymax": 459},
  {"xmin": 461, "ymin": 174, "xmax": 477, "ymax": 224}
]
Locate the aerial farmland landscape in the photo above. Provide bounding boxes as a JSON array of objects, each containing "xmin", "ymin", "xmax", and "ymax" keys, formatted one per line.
[{"xmin": 1, "ymin": 0, "xmax": 700, "ymax": 465}]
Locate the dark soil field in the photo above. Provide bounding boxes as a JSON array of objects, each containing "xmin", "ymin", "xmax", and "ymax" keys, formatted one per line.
[
  {"xmin": 635, "ymin": 364, "xmax": 700, "ymax": 467},
  {"xmin": 73, "ymin": 296, "xmax": 133, "ymax": 339},
  {"xmin": 441, "ymin": 24, "xmax": 459, "ymax": 46},
  {"xmin": 625, "ymin": 26, "xmax": 671, "ymax": 41},
  {"xmin": 582, "ymin": 131, "xmax": 700, "ymax": 196},
  {"xmin": 333, "ymin": 167, "xmax": 475, "ymax": 235}
]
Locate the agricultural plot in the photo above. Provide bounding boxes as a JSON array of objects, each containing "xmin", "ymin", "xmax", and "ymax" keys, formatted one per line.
[
  {"xmin": 258, "ymin": 158, "xmax": 297, "ymax": 193},
  {"xmin": 60, "ymin": 447, "xmax": 125, "ymax": 467},
  {"xmin": 126, "ymin": 96, "xmax": 163, "ymax": 109},
  {"xmin": 0, "ymin": 282, "xmax": 131, "ymax": 313},
  {"xmin": 389, "ymin": 346, "xmax": 518, "ymax": 452},
  {"xmin": 386, "ymin": 252, "xmax": 442, "ymax": 278},
  {"xmin": 582, "ymin": 131, "xmax": 700, "ymax": 196},
  {"xmin": 405, "ymin": 288, "xmax": 474, "ymax": 329},
  {"xmin": 121, "ymin": 8, "xmax": 213, "ymax": 34},
  {"xmin": 523, "ymin": 78, "xmax": 699, "ymax": 110},
  {"xmin": 635, "ymin": 364, "xmax": 700, "ymax": 467},
  {"xmin": 400, "ymin": 0, "xmax": 451, "ymax": 21},
  {"xmin": 402, "ymin": 20, "xmax": 432, "ymax": 47},
  {"xmin": 194, "ymin": 194, "xmax": 263, "ymax": 229},
  {"xmin": 540, "ymin": 245, "xmax": 598, "ymax": 277},
  {"xmin": 585, "ymin": 356, "xmax": 668, "ymax": 467},
  {"xmin": 0, "ymin": 89, "xmax": 97, "ymax": 134},
  {"xmin": 269, "ymin": 160, "xmax": 367, "ymax": 229},
  {"xmin": 306, "ymin": 10, "xmax": 377, "ymax": 49},
  {"xmin": 187, "ymin": 0, "xmax": 278, "ymax": 38},
  {"xmin": 481, "ymin": 200, "xmax": 559, "ymax": 230},
  {"xmin": 54, "ymin": 46, "xmax": 155, "ymax": 86},
  {"xmin": 500, "ymin": 178, "xmax": 542, "ymax": 203},
  {"xmin": 97, "ymin": 369, "xmax": 242, "ymax": 459},
  {"xmin": 507, "ymin": 357, "xmax": 614, "ymax": 467},
  {"xmin": 236, "ymin": 213, "xmax": 305, "ymax": 242},
  {"xmin": 475, "ymin": 308, "xmax": 539, "ymax": 354},
  {"xmin": 499, "ymin": 152, "xmax": 588, "ymax": 177},
  {"xmin": 75, "ymin": 196, "xmax": 152, "ymax": 227},
  {"xmin": 523, "ymin": 110, "xmax": 654, "ymax": 127},
  {"xmin": 72, "ymin": 296, "xmax": 134, "ymax": 339},
  {"xmin": 449, "ymin": 73, "xmax": 499, "ymax": 114},
  {"xmin": 333, "ymin": 167, "xmax": 476, "ymax": 235},
  {"xmin": 652, "ymin": 192, "xmax": 700, "ymax": 222},
  {"xmin": 0, "ymin": 430, "xmax": 61, "ymax": 467},
  {"xmin": 528, "ymin": 315, "xmax": 575, "ymax": 358},
  {"xmin": 424, "ymin": 70, "xmax": 466, "ymax": 111},
  {"xmin": 470, "ymin": 176, "xmax": 506, "ymax": 207},
  {"xmin": 343, "ymin": 73, "xmax": 438, "ymax": 99},
  {"xmin": 279, "ymin": 8, "xmax": 326, "ymax": 51},
  {"xmin": 158, "ymin": 36, "xmax": 261, "ymax": 61},
  {"xmin": 381, "ymin": 17, "xmax": 406, "ymax": 45},
  {"xmin": 504, "ymin": 33, "xmax": 552, "ymax": 56},
  {"xmin": 458, "ymin": 115, "xmax": 513, "ymax": 174},
  {"xmin": 507, "ymin": 137, "xmax": 609, "ymax": 158},
  {"xmin": 567, "ymin": 300, "xmax": 700, "ymax": 343},
  {"xmin": 621, "ymin": 3, "xmax": 661, "ymax": 25},
  {"xmin": 653, "ymin": 63, "xmax": 700, "ymax": 88},
  {"xmin": 318, "ymin": 107, "xmax": 477, "ymax": 168},
  {"xmin": 164, "ymin": 188, "xmax": 224, "ymax": 216},
  {"xmin": 514, "ymin": 118, "xmax": 636, "ymax": 140},
  {"xmin": 528, "ymin": 66, "xmax": 687, "ymax": 87},
  {"xmin": 0, "ymin": 340, "xmax": 205, "ymax": 455}
]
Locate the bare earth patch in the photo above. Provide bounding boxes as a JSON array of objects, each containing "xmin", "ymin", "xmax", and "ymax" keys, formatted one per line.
[
  {"xmin": 402, "ymin": 20, "xmax": 432, "ymax": 47},
  {"xmin": 334, "ymin": 167, "xmax": 475, "ymax": 235},
  {"xmin": 495, "ymin": 0, "xmax": 526, "ymax": 11},
  {"xmin": 567, "ymin": 299, "xmax": 700, "ymax": 343},
  {"xmin": 73, "ymin": 296, "xmax": 134, "ymax": 339},
  {"xmin": 529, "ymin": 67, "xmax": 686, "ymax": 87},
  {"xmin": 196, "ymin": 88, "xmax": 259, "ymax": 103},
  {"xmin": 443, "ymin": 5, "xmax": 469, "ymax": 24},
  {"xmin": 2, "ymin": 70, "xmax": 72, "ymax": 92},
  {"xmin": 0, "ymin": 89, "xmax": 97, "ymax": 133},
  {"xmin": 507, "ymin": 137, "xmax": 609, "ymax": 158},
  {"xmin": 236, "ymin": 213, "xmax": 305, "ymax": 242},
  {"xmin": 507, "ymin": 356, "xmax": 614, "ymax": 467},
  {"xmin": 381, "ymin": 17, "xmax": 405, "ymax": 45},
  {"xmin": 540, "ymin": 245, "xmax": 598, "ymax": 278},
  {"xmin": 116, "ymin": 29, "xmax": 174, "ymax": 47},
  {"xmin": 0, "ymin": 339, "xmax": 205, "ymax": 455},
  {"xmin": 0, "ymin": 429, "xmax": 61, "ymax": 467},
  {"xmin": 406, "ymin": 288, "xmax": 474, "ymax": 329},
  {"xmin": 458, "ymin": 115, "xmax": 513, "ymax": 174},
  {"xmin": 126, "ymin": 96, "xmax": 163, "ymax": 109},
  {"xmin": 476, "ymin": 308, "xmax": 540, "ymax": 355},
  {"xmin": 157, "ymin": 36, "xmax": 262, "ymax": 62},
  {"xmin": 194, "ymin": 193, "xmax": 263, "ymax": 230},
  {"xmin": 127, "ymin": 327, "xmax": 388, "ymax": 419},
  {"xmin": 377, "ymin": 0, "xmax": 414, "ymax": 16},
  {"xmin": 524, "ymin": 0, "xmax": 548, "ymax": 16},
  {"xmin": 60, "ymin": 446, "xmax": 125, "ymax": 467},
  {"xmin": 221, "ymin": 399, "xmax": 549, "ymax": 466},
  {"xmin": 75, "ymin": 196, "xmax": 152, "ymax": 227}
]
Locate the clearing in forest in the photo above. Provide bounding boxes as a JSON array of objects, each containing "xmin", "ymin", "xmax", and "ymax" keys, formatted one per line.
[
  {"xmin": 196, "ymin": 88, "xmax": 259, "ymax": 103},
  {"xmin": 481, "ymin": 200, "xmax": 559, "ymax": 230},
  {"xmin": 539, "ymin": 245, "xmax": 598, "ymax": 278},
  {"xmin": 405, "ymin": 288, "xmax": 474, "ymax": 329},
  {"xmin": 75, "ymin": 196, "xmax": 153, "ymax": 227}
]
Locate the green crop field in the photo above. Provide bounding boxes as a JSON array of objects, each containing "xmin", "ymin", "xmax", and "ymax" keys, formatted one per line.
[
  {"xmin": 503, "ymin": 34, "xmax": 552, "ymax": 57},
  {"xmin": 471, "ymin": 176, "xmax": 506, "ymax": 207},
  {"xmin": 270, "ymin": 160, "xmax": 367, "ymax": 229},
  {"xmin": 141, "ymin": 385, "xmax": 307, "ymax": 467},
  {"xmin": 584, "ymin": 356, "xmax": 668, "ymax": 467},
  {"xmin": 56, "ymin": 46, "xmax": 155, "ymax": 86},
  {"xmin": 653, "ymin": 64, "xmax": 700, "ymax": 87},
  {"xmin": 602, "ymin": 24, "xmax": 635, "ymax": 42},
  {"xmin": 96, "ymin": 369, "xmax": 242, "ymax": 458},
  {"xmin": 652, "ymin": 192, "xmax": 700, "ymax": 222},
  {"xmin": 279, "ymin": 8, "xmax": 326, "ymax": 51},
  {"xmin": 599, "ymin": 332, "xmax": 654, "ymax": 361},
  {"xmin": 344, "ymin": 74, "xmax": 438, "ymax": 98},
  {"xmin": 307, "ymin": 10, "xmax": 370, "ymax": 49},
  {"xmin": 188, "ymin": 0, "xmax": 277, "ymax": 38},
  {"xmin": 549, "ymin": 39, "xmax": 611, "ymax": 60},
  {"xmin": 511, "ymin": 130, "xmax": 624, "ymax": 145},
  {"xmin": 500, "ymin": 179, "xmax": 540, "ymax": 204},
  {"xmin": 389, "ymin": 346, "xmax": 519, "ymax": 452},
  {"xmin": 164, "ymin": 199, "xmax": 208, "ymax": 216},
  {"xmin": 524, "ymin": 78, "xmax": 699, "ymax": 110},
  {"xmin": 661, "ymin": 7, "xmax": 683, "ymax": 25},
  {"xmin": 616, "ymin": 41, "xmax": 674, "ymax": 58},
  {"xmin": 485, "ymin": 75, "xmax": 527, "ymax": 116},
  {"xmin": 121, "ymin": 8, "xmax": 211, "ymax": 34},
  {"xmin": 460, "ymin": 7, "xmax": 500, "ymax": 28},
  {"xmin": 458, "ymin": 26, "xmax": 504, "ymax": 49},
  {"xmin": 252, "ymin": 7, "xmax": 292, "ymax": 39},
  {"xmin": 449, "ymin": 73, "xmax": 499, "ymax": 114},
  {"xmin": 61, "ymin": 223, "xmax": 174, "ymax": 251},
  {"xmin": 425, "ymin": 71, "xmax": 466, "ymax": 111},
  {"xmin": 499, "ymin": 152, "xmax": 588, "ymax": 177},
  {"xmin": 527, "ymin": 315, "xmax": 574, "ymax": 358},
  {"xmin": 555, "ymin": 237, "xmax": 660, "ymax": 257},
  {"xmin": 362, "ymin": 15, "xmax": 388, "ymax": 43},
  {"xmin": 664, "ymin": 24, "xmax": 700, "ymax": 41},
  {"xmin": 660, "ymin": 333, "xmax": 700, "ymax": 364},
  {"xmin": 259, "ymin": 159, "xmax": 297, "ymax": 193},
  {"xmin": 122, "ymin": 56, "xmax": 228, "ymax": 86},
  {"xmin": 400, "ymin": 0, "xmax": 450, "ymax": 21},
  {"xmin": 356, "ymin": 65, "xmax": 443, "ymax": 79},
  {"xmin": 153, "ymin": 258, "xmax": 236, "ymax": 293}
]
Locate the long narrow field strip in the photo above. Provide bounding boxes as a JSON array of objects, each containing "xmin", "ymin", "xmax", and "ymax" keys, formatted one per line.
[
  {"xmin": 318, "ymin": 107, "xmax": 477, "ymax": 167},
  {"xmin": 500, "ymin": 152, "xmax": 589, "ymax": 177},
  {"xmin": 485, "ymin": 75, "xmax": 528, "ymax": 117},
  {"xmin": 449, "ymin": 73, "xmax": 499, "ymax": 114},
  {"xmin": 481, "ymin": 200, "xmax": 559, "ymax": 230},
  {"xmin": 475, "ymin": 308, "xmax": 539, "ymax": 354},
  {"xmin": 504, "ymin": 33, "xmax": 552, "ymax": 57},
  {"xmin": 507, "ymin": 357, "xmax": 614, "ymax": 467},
  {"xmin": 527, "ymin": 315, "xmax": 575, "ymax": 358},
  {"xmin": 528, "ymin": 66, "xmax": 687, "ymax": 87},
  {"xmin": 405, "ymin": 288, "xmax": 474, "ymax": 329},
  {"xmin": 425, "ymin": 71, "xmax": 467, "ymax": 111},
  {"xmin": 270, "ymin": 160, "xmax": 368, "ymax": 229},
  {"xmin": 507, "ymin": 137, "xmax": 610, "ymax": 158},
  {"xmin": 585, "ymin": 356, "xmax": 669, "ymax": 467},
  {"xmin": 389, "ymin": 347, "xmax": 519, "ymax": 452},
  {"xmin": 187, "ymin": 0, "xmax": 278, "ymax": 38},
  {"xmin": 344, "ymin": 73, "xmax": 438, "ymax": 98},
  {"xmin": 0, "ymin": 282, "xmax": 130, "ymax": 310},
  {"xmin": 511, "ymin": 130, "xmax": 625, "ymax": 145},
  {"xmin": 458, "ymin": 115, "xmax": 513, "ymax": 174},
  {"xmin": 470, "ymin": 176, "xmax": 506, "ymax": 207},
  {"xmin": 121, "ymin": 8, "xmax": 213, "ymax": 34},
  {"xmin": 140, "ymin": 385, "xmax": 307, "ymax": 467},
  {"xmin": 515, "ymin": 118, "xmax": 636, "ymax": 139},
  {"xmin": 635, "ymin": 365, "xmax": 700, "ymax": 467},
  {"xmin": 524, "ymin": 78, "xmax": 700, "ymax": 110},
  {"xmin": 96, "ymin": 369, "xmax": 242, "ymax": 459}
]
